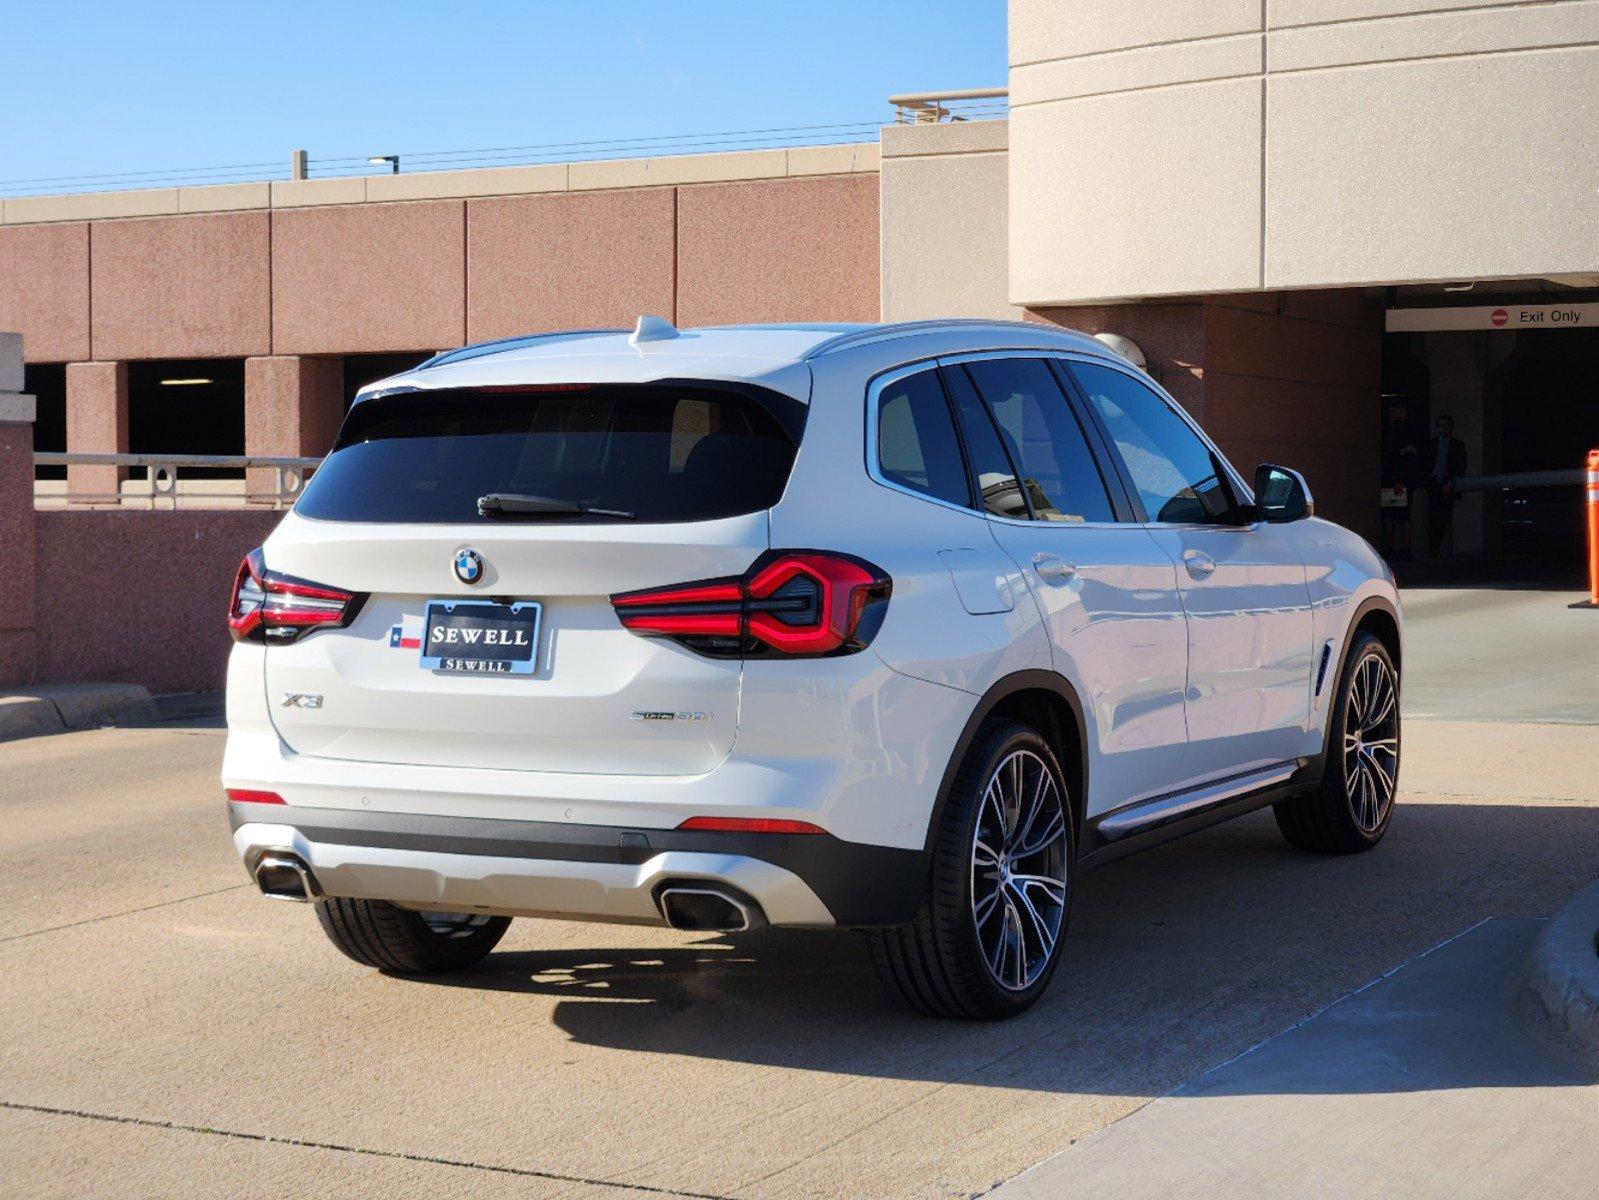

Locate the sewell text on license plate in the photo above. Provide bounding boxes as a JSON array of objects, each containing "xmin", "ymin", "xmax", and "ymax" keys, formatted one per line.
[{"xmin": 420, "ymin": 600, "xmax": 540, "ymax": 675}]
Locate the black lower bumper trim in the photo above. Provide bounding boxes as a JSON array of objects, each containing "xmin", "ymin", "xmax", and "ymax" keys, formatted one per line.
[{"xmin": 227, "ymin": 801, "xmax": 928, "ymax": 927}]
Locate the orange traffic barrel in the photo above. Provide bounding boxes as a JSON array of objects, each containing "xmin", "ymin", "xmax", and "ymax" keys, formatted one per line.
[{"xmin": 1583, "ymin": 449, "xmax": 1599, "ymax": 609}]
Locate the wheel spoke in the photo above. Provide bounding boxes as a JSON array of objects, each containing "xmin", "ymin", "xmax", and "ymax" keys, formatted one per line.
[
  {"xmin": 973, "ymin": 838, "xmax": 1002, "ymax": 869},
  {"xmin": 1009, "ymin": 881, "xmax": 1056, "ymax": 961},
  {"xmin": 973, "ymin": 881, "xmax": 1003, "ymax": 928},
  {"xmin": 1015, "ymin": 806, "xmax": 1065, "ymax": 859},
  {"xmin": 1013, "ymin": 872, "xmax": 1066, "ymax": 906}
]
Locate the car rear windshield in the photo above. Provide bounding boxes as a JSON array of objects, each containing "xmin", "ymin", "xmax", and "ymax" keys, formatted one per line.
[{"xmin": 294, "ymin": 384, "xmax": 802, "ymax": 524}]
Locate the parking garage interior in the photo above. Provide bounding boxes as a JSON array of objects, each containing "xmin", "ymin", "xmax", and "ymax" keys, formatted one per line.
[{"xmin": 1381, "ymin": 286, "xmax": 1599, "ymax": 583}]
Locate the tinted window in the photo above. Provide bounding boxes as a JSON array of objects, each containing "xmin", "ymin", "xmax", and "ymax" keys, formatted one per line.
[
  {"xmin": 939, "ymin": 366, "xmax": 1029, "ymax": 519},
  {"xmin": 962, "ymin": 358, "xmax": 1115, "ymax": 524},
  {"xmin": 875, "ymin": 369, "xmax": 971, "ymax": 508},
  {"xmin": 296, "ymin": 385, "xmax": 797, "ymax": 524},
  {"xmin": 1071, "ymin": 362, "xmax": 1239, "ymax": 525}
]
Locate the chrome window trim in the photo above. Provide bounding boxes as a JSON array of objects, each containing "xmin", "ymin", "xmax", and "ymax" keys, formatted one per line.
[{"xmin": 862, "ymin": 361, "xmax": 993, "ymax": 520}]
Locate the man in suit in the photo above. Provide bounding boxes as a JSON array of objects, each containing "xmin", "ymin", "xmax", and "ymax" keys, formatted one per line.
[{"xmin": 1425, "ymin": 413, "xmax": 1468, "ymax": 556}]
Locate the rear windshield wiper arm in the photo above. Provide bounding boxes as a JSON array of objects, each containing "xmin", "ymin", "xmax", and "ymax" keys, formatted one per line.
[{"xmin": 477, "ymin": 492, "xmax": 635, "ymax": 519}]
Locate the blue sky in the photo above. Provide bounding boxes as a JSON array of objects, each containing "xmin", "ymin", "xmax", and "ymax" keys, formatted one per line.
[{"xmin": 0, "ymin": 1, "xmax": 1006, "ymax": 193}]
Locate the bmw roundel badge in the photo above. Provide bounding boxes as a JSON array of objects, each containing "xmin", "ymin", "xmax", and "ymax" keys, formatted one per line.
[{"xmin": 453, "ymin": 548, "xmax": 485, "ymax": 585}]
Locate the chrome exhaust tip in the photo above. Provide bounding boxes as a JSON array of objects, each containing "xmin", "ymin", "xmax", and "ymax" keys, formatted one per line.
[
  {"xmin": 657, "ymin": 885, "xmax": 758, "ymax": 932},
  {"xmin": 253, "ymin": 852, "xmax": 322, "ymax": 903}
]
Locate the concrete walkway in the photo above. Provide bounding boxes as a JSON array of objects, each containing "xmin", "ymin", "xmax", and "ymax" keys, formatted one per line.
[
  {"xmin": 1400, "ymin": 587, "xmax": 1599, "ymax": 724},
  {"xmin": 994, "ymin": 917, "xmax": 1599, "ymax": 1199}
]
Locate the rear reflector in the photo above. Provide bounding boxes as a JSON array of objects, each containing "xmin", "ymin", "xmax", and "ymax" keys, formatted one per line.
[
  {"xmin": 226, "ymin": 788, "xmax": 286, "ymax": 805},
  {"xmin": 677, "ymin": 816, "xmax": 825, "ymax": 835}
]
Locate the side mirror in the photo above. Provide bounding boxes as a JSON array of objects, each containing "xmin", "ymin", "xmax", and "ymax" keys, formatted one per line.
[{"xmin": 1254, "ymin": 463, "xmax": 1314, "ymax": 523}]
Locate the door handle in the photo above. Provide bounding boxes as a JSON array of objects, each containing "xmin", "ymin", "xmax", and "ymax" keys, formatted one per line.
[
  {"xmin": 1182, "ymin": 549, "xmax": 1217, "ymax": 578},
  {"xmin": 1032, "ymin": 553, "xmax": 1077, "ymax": 582}
]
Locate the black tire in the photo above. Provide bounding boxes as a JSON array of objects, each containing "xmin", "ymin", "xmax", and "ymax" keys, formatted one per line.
[
  {"xmin": 1274, "ymin": 631, "xmax": 1400, "ymax": 854},
  {"xmin": 314, "ymin": 898, "xmax": 510, "ymax": 974},
  {"xmin": 869, "ymin": 719, "xmax": 1074, "ymax": 1020}
]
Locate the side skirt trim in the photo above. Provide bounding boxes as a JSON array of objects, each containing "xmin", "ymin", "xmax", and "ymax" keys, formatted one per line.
[{"xmin": 1095, "ymin": 761, "xmax": 1301, "ymax": 841}]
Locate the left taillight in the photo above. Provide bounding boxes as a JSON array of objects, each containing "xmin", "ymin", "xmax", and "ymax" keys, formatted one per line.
[
  {"xmin": 227, "ymin": 548, "xmax": 361, "ymax": 644},
  {"xmin": 610, "ymin": 550, "xmax": 891, "ymax": 658}
]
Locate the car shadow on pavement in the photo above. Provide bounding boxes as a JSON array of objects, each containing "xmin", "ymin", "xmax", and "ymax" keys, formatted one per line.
[{"xmin": 424, "ymin": 801, "xmax": 1599, "ymax": 1098}]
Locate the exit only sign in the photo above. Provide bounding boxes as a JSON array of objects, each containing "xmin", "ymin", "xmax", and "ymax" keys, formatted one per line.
[{"xmin": 1386, "ymin": 303, "xmax": 1599, "ymax": 332}]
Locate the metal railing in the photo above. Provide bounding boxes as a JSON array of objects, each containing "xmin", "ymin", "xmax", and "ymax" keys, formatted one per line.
[
  {"xmin": 33, "ymin": 453, "xmax": 322, "ymax": 510},
  {"xmin": 888, "ymin": 88, "xmax": 1009, "ymax": 125},
  {"xmin": 1454, "ymin": 468, "xmax": 1586, "ymax": 493}
]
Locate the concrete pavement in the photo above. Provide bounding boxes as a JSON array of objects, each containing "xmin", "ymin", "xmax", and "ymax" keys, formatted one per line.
[
  {"xmin": 994, "ymin": 918, "xmax": 1599, "ymax": 1200},
  {"xmin": 3, "ymin": 711, "xmax": 1598, "ymax": 1199}
]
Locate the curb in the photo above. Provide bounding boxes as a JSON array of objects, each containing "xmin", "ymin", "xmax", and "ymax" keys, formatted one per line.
[
  {"xmin": 1521, "ymin": 879, "xmax": 1599, "ymax": 1069},
  {"xmin": 0, "ymin": 683, "xmax": 158, "ymax": 743}
]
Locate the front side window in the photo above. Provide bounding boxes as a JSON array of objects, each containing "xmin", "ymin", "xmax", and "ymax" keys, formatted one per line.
[
  {"xmin": 961, "ymin": 358, "xmax": 1115, "ymax": 524},
  {"xmin": 875, "ymin": 369, "xmax": 971, "ymax": 508},
  {"xmin": 1070, "ymin": 362, "xmax": 1240, "ymax": 525}
]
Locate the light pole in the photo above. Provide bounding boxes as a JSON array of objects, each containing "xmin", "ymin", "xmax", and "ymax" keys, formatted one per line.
[{"xmin": 366, "ymin": 155, "xmax": 400, "ymax": 174}]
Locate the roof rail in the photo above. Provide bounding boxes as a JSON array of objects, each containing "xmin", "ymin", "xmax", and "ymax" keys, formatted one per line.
[
  {"xmin": 421, "ymin": 328, "xmax": 627, "ymax": 370},
  {"xmin": 802, "ymin": 319, "xmax": 1098, "ymax": 361}
]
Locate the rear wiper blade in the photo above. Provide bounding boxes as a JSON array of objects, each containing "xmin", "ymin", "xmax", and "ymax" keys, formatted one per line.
[{"xmin": 477, "ymin": 492, "xmax": 635, "ymax": 519}]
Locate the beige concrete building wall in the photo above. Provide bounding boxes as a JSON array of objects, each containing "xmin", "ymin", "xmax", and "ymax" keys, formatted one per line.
[
  {"xmin": 880, "ymin": 121, "xmax": 1017, "ymax": 321},
  {"xmin": 1008, "ymin": 0, "xmax": 1599, "ymax": 305}
]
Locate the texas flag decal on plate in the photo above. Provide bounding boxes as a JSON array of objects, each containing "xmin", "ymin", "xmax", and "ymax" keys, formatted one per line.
[{"xmin": 388, "ymin": 615, "xmax": 423, "ymax": 650}]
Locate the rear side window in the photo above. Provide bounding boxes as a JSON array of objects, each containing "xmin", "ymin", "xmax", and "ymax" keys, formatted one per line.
[
  {"xmin": 875, "ymin": 369, "xmax": 971, "ymax": 508},
  {"xmin": 962, "ymin": 358, "xmax": 1116, "ymax": 524},
  {"xmin": 295, "ymin": 385, "xmax": 799, "ymax": 524}
]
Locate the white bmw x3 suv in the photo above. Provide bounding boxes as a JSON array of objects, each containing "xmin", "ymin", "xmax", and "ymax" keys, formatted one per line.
[{"xmin": 224, "ymin": 318, "xmax": 1401, "ymax": 1019}]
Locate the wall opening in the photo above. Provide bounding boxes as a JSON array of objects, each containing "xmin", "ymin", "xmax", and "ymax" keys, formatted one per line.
[
  {"xmin": 26, "ymin": 363, "xmax": 66, "ymax": 480},
  {"xmin": 128, "ymin": 358, "xmax": 245, "ymax": 478}
]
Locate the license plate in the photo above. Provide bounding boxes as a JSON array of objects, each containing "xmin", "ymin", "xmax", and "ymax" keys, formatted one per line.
[{"xmin": 420, "ymin": 600, "xmax": 540, "ymax": 675}]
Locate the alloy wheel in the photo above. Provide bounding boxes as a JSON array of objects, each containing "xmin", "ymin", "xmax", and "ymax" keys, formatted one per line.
[
  {"xmin": 970, "ymin": 749, "xmax": 1069, "ymax": 991},
  {"xmin": 419, "ymin": 911, "xmax": 497, "ymax": 939},
  {"xmin": 1343, "ymin": 653, "xmax": 1399, "ymax": 832}
]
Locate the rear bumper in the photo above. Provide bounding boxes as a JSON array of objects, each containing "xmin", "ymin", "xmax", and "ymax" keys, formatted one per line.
[{"xmin": 229, "ymin": 801, "xmax": 928, "ymax": 927}]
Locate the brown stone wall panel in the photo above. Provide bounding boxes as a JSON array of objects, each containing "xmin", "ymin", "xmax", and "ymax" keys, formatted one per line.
[
  {"xmin": 65, "ymin": 360, "xmax": 128, "ymax": 498},
  {"xmin": 1029, "ymin": 302, "xmax": 1207, "ymax": 417},
  {"xmin": 0, "ymin": 223, "xmax": 89, "ymax": 362},
  {"xmin": 33, "ymin": 510, "xmax": 280, "ymax": 692},
  {"xmin": 91, "ymin": 212, "xmax": 270, "ymax": 360},
  {"xmin": 676, "ymin": 175, "xmax": 879, "ymax": 327},
  {"xmin": 467, "ymin": 189, "xmax": 675, "ymax": 340},
  {"xmin": 0, "ymin": 424, "xmax": 38, "ymax": 668},
  {"xmin": 243, "ymin": 354, "xmax": 344, "ymax": 498},
  {"xmin": 1201, "ymin": 374, "xmax": 1374, "ymax": 450},
  {"xmin": 1205, "ymin": 303, "xmax": 1381, "ymax": 390},
  {"xmin": 272, "ymin": 201, "xmax": 466, "ymax": 355}
]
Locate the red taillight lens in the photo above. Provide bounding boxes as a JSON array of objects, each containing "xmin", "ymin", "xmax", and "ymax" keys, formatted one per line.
[
  {"xmin": 225, "ymin": 788, "xmax": 286, "ymax": 805},
  {"xmin": 228, "ymin": 548, "xmax": 360, "ymax": 644},
  {"xmin": 677, "ymin": 815, "xmax": 825, "ymax": 835},
  {"xmin": 611, "ymin": 551, "xmax": 889, "ymax": 658}
]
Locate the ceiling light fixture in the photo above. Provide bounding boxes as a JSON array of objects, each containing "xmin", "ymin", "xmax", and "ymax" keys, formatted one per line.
[{"xmin": 159, "ymin": 377, "xmax": 214, "ymax": 386}]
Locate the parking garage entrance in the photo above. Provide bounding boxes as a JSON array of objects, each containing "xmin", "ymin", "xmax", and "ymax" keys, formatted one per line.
[{"xmin": 1381, "ymin": 296, "xmax": 1599, "ymax": 583}]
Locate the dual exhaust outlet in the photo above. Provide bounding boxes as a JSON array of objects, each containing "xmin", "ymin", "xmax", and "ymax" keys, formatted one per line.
[
  {"xmin": 253, "ymin": 852, "xmax": 759, "ymax": 933},
  {"xmin": 655, "ymin": 885, "xmax": 760, "ymax": 933},
  {"xmin": 252, "ymin": 852, "xmax": 321, "ymax": 903}
]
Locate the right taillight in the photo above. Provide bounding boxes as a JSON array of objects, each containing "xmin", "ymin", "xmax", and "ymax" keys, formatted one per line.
[
  {"xmin": 611, "ymin": 550, "xmax": 890, "ymax": 658},
  {"xmin": 228, "ymin": 548, "xmax": 361, "ymax": 644}
]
